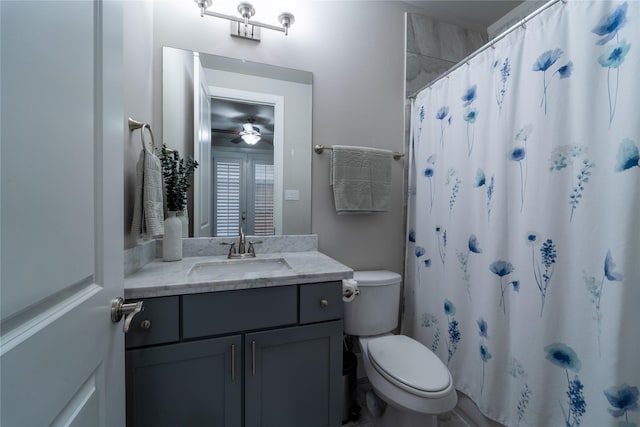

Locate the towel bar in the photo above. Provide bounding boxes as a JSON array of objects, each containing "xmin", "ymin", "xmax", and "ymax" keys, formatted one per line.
[{"xmin": 314, "ymin": 144, "xmax": 404, "ymax": 161}]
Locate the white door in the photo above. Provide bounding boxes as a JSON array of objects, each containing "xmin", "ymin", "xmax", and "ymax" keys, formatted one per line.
[
  {"xmin": 212, "ymin": 151, "xmax": 275, "ymax": 236},
  {"xmin": 192, "ymin": 53, "xmax": 212, "ymax": 237},
  {"xmin": 213, "ymin": 153, "xmax": 245, "ymax": 237},
  {"xmin": 248, "ymin": 157, "xmax": 276, "ymax": 236},
  {"xmin": 1, "ymin": 1, "xmax": 125, "ymax": 426}
]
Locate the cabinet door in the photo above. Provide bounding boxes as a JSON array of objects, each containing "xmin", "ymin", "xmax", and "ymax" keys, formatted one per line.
[
  {"xmin": 126, "ymin": 336, "xmax": 241, "ymax": 427},
  {"xmin": 245, "ymin": 321, "xmax": 343, "ymax": 427}
]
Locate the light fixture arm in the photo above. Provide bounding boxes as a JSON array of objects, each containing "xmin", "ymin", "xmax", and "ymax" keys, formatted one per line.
[{"xmin": 195, "ymin": 1, "xmax": 294, "ymax": 35}]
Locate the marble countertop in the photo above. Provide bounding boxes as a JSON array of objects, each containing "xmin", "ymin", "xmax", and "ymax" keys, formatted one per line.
[{"xmin": 124, "ymin": 251, "xmax": 353, "ymax": 299}]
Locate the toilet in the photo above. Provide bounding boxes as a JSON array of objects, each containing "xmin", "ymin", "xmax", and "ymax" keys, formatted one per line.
[{"xmin": 344, "ymin": 271, "xmax": 457, "ymax": 426}]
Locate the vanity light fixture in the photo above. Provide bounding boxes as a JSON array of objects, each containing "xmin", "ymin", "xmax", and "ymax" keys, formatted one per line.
[
  {"xmin": 240, "ymin": 123, "xmax": 261, "ymax": 145},
  {"xmin": 194, "ymin": 0, "xmax": 295, "ymax": 41}
]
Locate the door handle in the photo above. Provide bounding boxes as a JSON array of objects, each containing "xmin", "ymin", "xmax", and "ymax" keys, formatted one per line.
[{"xmin": 110, "ymin": 297, "xmax": 144, "ymax": 333}]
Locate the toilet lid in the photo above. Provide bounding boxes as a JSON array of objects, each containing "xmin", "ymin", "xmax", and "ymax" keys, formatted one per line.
[
  {"xmin": 367, "ymin": 335, "xmax": 451, "ymax": 394},
  {"xmin": 353, "ymin": 270, "xmax": 401, "ymax": 286}
]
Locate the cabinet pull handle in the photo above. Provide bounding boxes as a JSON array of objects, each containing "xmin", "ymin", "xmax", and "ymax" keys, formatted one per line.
[
  {"xmin": 231, "ymin": 344, "xmax": 236, "ymax": 382},
  {"xmin": 252, "ymin": 340, "xmax": 256, "ymax": 376},
  {"xmin": 320, "ymin": 299, "xmax": 329, "ymax": 308}
]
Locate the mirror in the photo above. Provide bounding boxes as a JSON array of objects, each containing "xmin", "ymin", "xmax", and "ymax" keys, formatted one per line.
[
  {"xmin": 210, "ymin": 97, "xmax": 276, "ymax": 237},
  {"xmin": 162, "ymin": 46, "xmax": 313, "ymax": 237}
]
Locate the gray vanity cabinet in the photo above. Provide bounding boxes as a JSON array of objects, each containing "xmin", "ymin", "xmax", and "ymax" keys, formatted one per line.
[
  {"xmin": 125, "ymin": 281, "xmax": 343, "ymax": 427},
  {"xmin": 126, "ymin": 335, "xmax": 242, "ymax": 427},
  {"xmin": 245, "ymin": 321, "xmax": 342, "ymax": 427}
]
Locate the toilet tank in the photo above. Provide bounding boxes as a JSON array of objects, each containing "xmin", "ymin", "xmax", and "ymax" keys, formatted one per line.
[{"xmin": 343, "ymin": 270, "xmax": 402, "ymax": 336}]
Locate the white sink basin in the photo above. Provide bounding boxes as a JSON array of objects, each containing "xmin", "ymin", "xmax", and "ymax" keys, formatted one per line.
[{"xmin": 188, "ymin": 257, "xmax": 292, "ymax": 278}]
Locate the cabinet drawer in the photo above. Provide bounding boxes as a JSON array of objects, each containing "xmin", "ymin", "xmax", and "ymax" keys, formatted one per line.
[
  {"xmin": 182, "ymin": 286, "xmax": 297, "ymax": 339},
  {"xmin": 299, "ymin": 282, "xmax": 343, "ymax": 324},
  {"xmin": 125, "ymin": 296, "xmax": 179, "ymax": 349}
]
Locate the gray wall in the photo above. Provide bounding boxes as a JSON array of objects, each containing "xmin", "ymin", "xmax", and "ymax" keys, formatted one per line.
[
  {"xmin": 124, "ymin": 0, "xmax": 155, "ymax": 248},
  {"xmin": 123, "ymin": 0, "xmax": 485, "ymax": 274}
]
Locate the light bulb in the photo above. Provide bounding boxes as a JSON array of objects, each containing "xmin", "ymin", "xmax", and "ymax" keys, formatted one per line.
[{"xmin": 241, "ymin": 133, "xmax": 261, "ymax": 145}]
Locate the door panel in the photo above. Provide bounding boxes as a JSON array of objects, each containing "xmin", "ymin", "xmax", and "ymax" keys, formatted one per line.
[
  {"xmin": 213, "ymin": 153, "xmax": 245, "ymax": 236},
  {"xmin": 1, "ymin": 0, "xmax": 95, "ymax": 321},
  {"xmin": 212, "ymin": 151, "xmax": 274, "ymax": 236},
  {"xmin": 53, "ymin": 373, "xmax": 100, "ymax": 427},
  {"xmin": 249, "ymin": 158, "xmax": 275, "ymax": 235},
  {"xmin": 193, "ymin": 53, "xmax": 212, "ymax": 237},
  {"xmin": 245, "ymin": 321, "xmax": 343, "ymax": 427},
  {"xmin": 126, "ymin": 336, "xmax": 242, "ymax": 427},
  {"xmin": 0, "ymin": 1, "xmax": 124, "ymax": 425}
]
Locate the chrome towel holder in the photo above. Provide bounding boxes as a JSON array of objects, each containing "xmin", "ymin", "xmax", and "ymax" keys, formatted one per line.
[
  {"xmin": 128, "ymin": 117, "xmax": 175, "ymax": 154},
  {"xmin": 314, "ymin": 144, "xmax": 405, "ymax": 161}
]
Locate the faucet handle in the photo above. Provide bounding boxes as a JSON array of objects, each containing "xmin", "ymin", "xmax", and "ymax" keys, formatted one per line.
[
  {"xmin": 247, "ymin": 240, "xmax": 262, "ymax": 256},
  {"xmin": 220, "ymin": 241, "xmax": 237, "ymax": 257}
]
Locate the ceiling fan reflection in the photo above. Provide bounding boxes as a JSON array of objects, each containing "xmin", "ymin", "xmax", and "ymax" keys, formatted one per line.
[{"xmin": 212, "ymin": 117, "xmax": 273, "ymax": 145}]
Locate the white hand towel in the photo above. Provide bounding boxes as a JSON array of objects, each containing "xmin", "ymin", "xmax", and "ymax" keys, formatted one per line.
[
  {"xmin": 131, "ymin": 148, "xmax": 164, "ymax": 239},
  {"xmin": 330, "ymin": 145, "xmax": 392, "ymax": 213}
]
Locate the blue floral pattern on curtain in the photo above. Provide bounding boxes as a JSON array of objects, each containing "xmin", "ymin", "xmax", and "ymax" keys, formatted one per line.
[
  {"xmin": 592, "ymin": 1, "xmax": 631, "ymax": 127},
  {"xmin": 404, "ymin": 2, "xmax": 640, "ymax": 426}
]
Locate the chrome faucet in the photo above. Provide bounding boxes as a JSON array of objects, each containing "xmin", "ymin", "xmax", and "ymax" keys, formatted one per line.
[
  {"xmin": 238, "ymin": 227, "xmax": 247, "ymax": 254},
  {"xmin": 221, "ymin": 228, "xmax": 262, "ymax": 259}
]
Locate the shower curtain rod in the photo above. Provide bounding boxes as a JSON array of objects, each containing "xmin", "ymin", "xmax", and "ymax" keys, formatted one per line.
[{"xmin": 407, "ymin": 0, "xmax": 565, "ymax": 99}]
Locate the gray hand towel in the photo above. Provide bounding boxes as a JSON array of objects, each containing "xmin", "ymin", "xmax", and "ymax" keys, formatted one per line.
[
  {"xmin": 330, "ymin": 145, "xmax": 392, "ymax": 213},
  {"xmin": 131, "ymin": 148, "xmax": 165, "ymax": 240}
]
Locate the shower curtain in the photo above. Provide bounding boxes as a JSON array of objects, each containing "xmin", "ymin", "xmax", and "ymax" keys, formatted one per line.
[{"xmin": 404, "ymin": 1, "xmax": 639, "ymax": 426}]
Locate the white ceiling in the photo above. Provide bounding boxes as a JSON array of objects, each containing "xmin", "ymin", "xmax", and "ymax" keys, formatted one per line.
[{"xmin": 404, "ymin": 0, "xmax": 528, "ymax": 31}]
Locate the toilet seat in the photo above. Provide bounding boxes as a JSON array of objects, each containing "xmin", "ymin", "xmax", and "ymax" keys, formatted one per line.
[{"xmin": 367, "ymin": 335, "xmax": 451, "ymax": 398}]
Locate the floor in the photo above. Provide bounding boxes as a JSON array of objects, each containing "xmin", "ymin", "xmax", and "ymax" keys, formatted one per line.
[{"xmin": 343, "ymin": 380, "xmax": 469, "ymax": 427}]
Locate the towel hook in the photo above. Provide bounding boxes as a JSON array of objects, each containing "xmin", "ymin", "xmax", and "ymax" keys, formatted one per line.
[{"xmin": 128, "ymin": 117, "xmax": 155, "ymax": 152}]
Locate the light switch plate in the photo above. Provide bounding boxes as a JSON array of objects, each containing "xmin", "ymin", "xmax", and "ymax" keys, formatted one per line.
[{"xmin": 285, "ymin": 190, "xmax": 299, "ymax": 201}]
